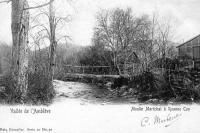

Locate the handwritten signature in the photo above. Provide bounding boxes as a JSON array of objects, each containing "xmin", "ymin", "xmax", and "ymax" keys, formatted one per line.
[{"xmin": 141, "ymin": 113, "xmax": 182, "ymax": 127}]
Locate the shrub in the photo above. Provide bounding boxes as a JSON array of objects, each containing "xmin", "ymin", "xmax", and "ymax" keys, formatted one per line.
[
  {"xmin": 27, "ymin": 71, "xmax": 56, "ymax": 105},
  {"xmin": 0, "ymin": 73, "xmax": 22, "ymax": 104},
  {"xmin": 0, "ymin": 71, "xmax": 56, "ymax": 105}
]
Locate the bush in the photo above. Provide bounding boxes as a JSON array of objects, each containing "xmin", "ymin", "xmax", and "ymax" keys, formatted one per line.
[
  {"xmin": 106, "ymin": 71, "xmax": 175, "ymax": 102},
  {"xmin": 0, "ymin": 71, "xmax": 56, "ymax": 105},
  {"xmin": 27, "ymin": 71, "xmax": 56, "ymax": 105},
  {"xmin": 165, "ymin": 69, "xmax": 200, "ymax": 102},
  {"xmin": 0, "ymin": 73, "xmax": 23, "ymax": 104},
  {"xmin": 129, "ymin": 71, "xmax": 162, "ymax": 93}
]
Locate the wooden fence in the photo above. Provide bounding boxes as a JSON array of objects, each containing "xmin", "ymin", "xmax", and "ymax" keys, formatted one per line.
[{"xmin": 64, "ymin": 65, "xmax": 113, "ymax": 75}]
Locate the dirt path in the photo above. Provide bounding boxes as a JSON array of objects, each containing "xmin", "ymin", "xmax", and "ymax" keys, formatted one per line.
[
  {"xmin": 0, "ymin": 80, "xmax": 199, "ymax": 133},
  {"xmin": 53, "ymin": 80, "xmax": 138, "ymax": 105},
  {"xmin": 53, "ymin": 80, "xmax": 109, "ymax": 104}
]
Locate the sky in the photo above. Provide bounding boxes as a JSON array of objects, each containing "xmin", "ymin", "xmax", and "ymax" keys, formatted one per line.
[{"xmin": 0, "ymin": 0, "xmax": 200, "ymax": 46}]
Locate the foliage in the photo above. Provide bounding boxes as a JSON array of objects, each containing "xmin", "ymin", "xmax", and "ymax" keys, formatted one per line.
[
  {"xmin": 109, "ymin": 69, "xmax": 200, "ymax": 103},
  {"xmin": 0, "ymin": 73, "xmax": 22, "ymax": 104},
  {"xmin": 27, "ymin": 70, "xmax": 56, "ymax": 105},
  {"xmin": 78, "ymin": 43, "xmax": 117, "ymax": 74},
  {"xmin": 149, "ymin": 57, "xmax": 175, "ymax": 69},
  {"xmin": 91, "ymin": 8, "xmax": 177, "ymax": 75},
  {"xmin": 0, "ymin": 70, "xmax": 55, "ymax": 105},
  {"xmin": 94, "ymin": 8, "xmax": 144, "ymax": 74}
]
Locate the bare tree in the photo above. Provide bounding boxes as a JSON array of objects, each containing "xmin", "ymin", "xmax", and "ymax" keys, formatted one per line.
[
  {"xmin": 0, "ymin": 0, "xmax": 55, "ymax": 102},
  {"xmin": 156, "ymin": 16, "xmax": 174, "ymax": 59},
  {"xmin": 166, "ymin": 44, "xmax": 178, "ymax": 59},
  {"xmin": 94, "ymin": 8, "xmax": 176, "ymax": 75},
  {"xmin": 11, "ymin": 0, "xmax": 30, "ymax": 101},
  {"xmin": 30, "ymin": 0, "xmax": 72, "ymax": 85},
  {"xmin": 95, "ymin": 8, "xmax": 146, "ymax": 75},
  {"xmin": 48, "ymin": 0, "xmax": 56, "ymax": 83}
]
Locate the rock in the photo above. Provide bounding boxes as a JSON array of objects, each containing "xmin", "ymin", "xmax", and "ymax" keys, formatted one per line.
[
  {"xmin": 195, "ymin": 84, "xmax": 200, "ymax": 90},
  {"xmin": 128, "ymin": 88, "xmax": 138, "ymax": 94},
  {"xmin": 111, "ymin": 76, "xmax": 130, "ymax": 89},
  {"xmin": 122, "ymin": 91, "xmax": 128, "ymax": 96},
  {"xmin": 0, "ymin": 86, "xmax": 5, "ymax": 92},
  {"xmin": 105, "ymin": 82, "xmax": 112, "ymax": 88},
  {"xmin": 59, "ymin": 93, "xmax": 69, "ymax": 98},
  {"xmin": 146, "ymin": 99, "xmax": 160, "ymax": 103},
  {"xmin": 183, "ymin": 78, "xmax": 192, "ymax": 85},
  {"xmin": 95, "ymin": 95, "xmax": 101, "ymax": 98},
  {"xmin": 119, "ymin": 85, "xmax": 128, "ymax": 91}
]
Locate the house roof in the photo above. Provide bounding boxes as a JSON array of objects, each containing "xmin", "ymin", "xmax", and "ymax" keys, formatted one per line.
[{"xmin": 176, "ymin": 34, "xmax": 200, "ymax": 48}]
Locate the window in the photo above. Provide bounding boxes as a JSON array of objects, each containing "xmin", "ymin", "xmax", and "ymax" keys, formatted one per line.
[
  {"xmin": 186, "ymin": 46, "xmax": 192, "ymax": 53},
  {"xmin": 193, "ymin": 46, "xmax": 200, "ymax": 59}
]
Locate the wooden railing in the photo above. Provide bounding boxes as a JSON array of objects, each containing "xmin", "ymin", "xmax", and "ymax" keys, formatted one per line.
[{"xmin": 64, "ymin": 65, "xmax": 113, "ymax": 75}]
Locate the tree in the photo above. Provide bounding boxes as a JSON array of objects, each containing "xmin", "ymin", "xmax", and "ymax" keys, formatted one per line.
[
  {"xmin": 94, "ymin": 8, "xmax": 176, "ymax": 75},
  {"xmin": 157, "ymin": 19, "xmax": 173, "ymax": 59},
  {"xmin": 30, "ymin": 0, "xmax": 72, "ymax": 86},
  {"xmin": 0, "ymin": 0, "xmax": 55, "ymax": 103},
  {"xmin": 149, "ymin": 14, "xmax": 176, "ymax": 70},
  {"xmin": 48, "ymin": 0, "xmax": 56, "ymax": 83},
  {"xmin": 95, "ymin": 8, "xmax": 145, "ymax": 75},
  {"xmin": 11, "ymin": 0, "xmax": 30, "ymax": 101},
  {"xmin": 166, "ymin": 44, "xmax": 178, "ymax": 59}
]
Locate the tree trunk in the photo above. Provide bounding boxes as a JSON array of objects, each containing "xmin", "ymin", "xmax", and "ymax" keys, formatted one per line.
[
  {"xmin": 11, "ymin": 0, "xmax": 29, "ymax": 101},
  {"xmin": 48, "ymin": 0, "xmax": 56, "ymax": 83},
  {"xmin": 113, "ymin": 52, "xmax": 121, "ymax": 75}
]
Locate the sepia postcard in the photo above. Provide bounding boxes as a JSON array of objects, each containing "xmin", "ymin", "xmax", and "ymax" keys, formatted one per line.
[{"xmin": 0, "ymin": 0, "xmax": 200, "ymax": 132}]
